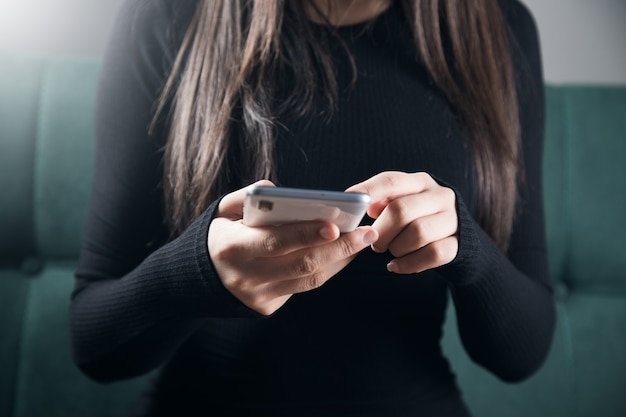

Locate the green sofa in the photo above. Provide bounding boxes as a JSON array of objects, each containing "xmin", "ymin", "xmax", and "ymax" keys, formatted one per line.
[{"xmin": 1, "ymin": 53, "xmax": 625, "ymax": 417}]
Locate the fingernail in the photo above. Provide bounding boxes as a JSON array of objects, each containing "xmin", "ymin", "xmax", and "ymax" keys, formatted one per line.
[
  {"xmin": 387, "ymin": 261, "xmax": 398, "ymax": 273},
  {"xmin": 319, "ymin": 226, "xmax": 335, "ymax": 240},
  {"xmin": 363, "ymin": 230, "xmax": 378, "ymax": 245}
]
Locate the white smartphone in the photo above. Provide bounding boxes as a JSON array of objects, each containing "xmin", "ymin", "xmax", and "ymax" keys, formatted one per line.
[{"xmin": 243, "ymin": 185, "xmax": 371, "ymax": 233}]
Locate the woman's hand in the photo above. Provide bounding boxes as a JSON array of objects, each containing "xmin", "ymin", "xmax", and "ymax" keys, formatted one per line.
[
  {"xmin": 208, "ymin": 181, "xmax": 379, "ymax": 316},
  {"xmin": 346, "ymin": 172, "xmax": 459, "ymax": 274}
]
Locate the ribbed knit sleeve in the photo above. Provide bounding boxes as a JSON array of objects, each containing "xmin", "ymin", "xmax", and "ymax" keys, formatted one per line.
[
  {"xmin": 71, "ymin": 201, "xmax": 260, "ymax": 382},
  {"xmin": 70, "ymin": 0, "xmax": 258, "ymax": 383},
  {"xmin": 437, "ymin": 0, "xmax": 555, "ymax": 382},
  {"xmin": 439, "ymin": 197, "xmax": 555, "ymax": 382}
]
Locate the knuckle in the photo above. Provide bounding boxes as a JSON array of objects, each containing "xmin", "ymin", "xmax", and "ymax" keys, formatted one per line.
[
  {"xmin": 426, "ymin": 240, "xmax": 456, "ymax": 265},
  {"xmin": 387, "ymin": 198, "xmax": 411, "ymax": 221},
  {"xmin": 413, "ymin": 172, "xmax": 432, "ymax": 188},
  {"xmin": 211, "ymin": 242, "xmax": 238, "ymax": 261},
  {"xmin": 294, "ymin": 224, "xmax": 313, "ymax": 246},
  {"xmin": 379, "ymin": 171, "xmax": 401, "ymax": 190},
  {"xmin": 292, "ymin": 254, "xmax": 319, "ymax": 276},
  {"xmin": 224, "ymin": 275, "xmax": 251, "ymax": 296},
  {"xmin": 430, "ymin": 243, "xmax": 448, "ymax": 263},
  {"xmin": 262, "ymin": 233, "xmax": 283, "ymax": 253},
  {"xmin": 249, "ymin": 291, "xmax": 270, "ymax": 308},
  {"xmin": 418, "ymin": 171, "xmax": 435, "ymax": 184},
  {"xmin": 440, "ymin": 186, "xmax": 457, "ymax": 207},
  {"xmin": 443, "ymin": 209, "xmax": 460, "ymax": 236},
  {"xmin": 209, "ymin": 225, "xmax": 237, "ymax": 261},
  {"xmin": 337, "ymin": 236, "xmax": 358, "ymax": 258},
  {"xmin": 390, "ymin": 221, "xmax": 429, "ymax": 258},
  {"xmin": 304, "ymin": 273, "xmax": 324, "ymax": 291},
  {"xmin": 409, "ymin": 218, "xmax": 428, "ymax": 242}
]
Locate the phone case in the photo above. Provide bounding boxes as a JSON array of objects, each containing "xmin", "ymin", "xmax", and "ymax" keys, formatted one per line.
[{"xmin": 243, "ymin": 186, "xmax": 371, "ymax": 233}]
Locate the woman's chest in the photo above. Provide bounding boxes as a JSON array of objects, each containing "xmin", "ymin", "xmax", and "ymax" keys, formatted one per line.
[{"xmin": 274, "ymin": 61, "xmax": 475, "ymax": 207}]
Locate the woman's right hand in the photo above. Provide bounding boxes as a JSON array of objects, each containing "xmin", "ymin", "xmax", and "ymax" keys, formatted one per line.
[{"xmin": 208, "ymin": 181, "xmax": 379, "ymax": 316}]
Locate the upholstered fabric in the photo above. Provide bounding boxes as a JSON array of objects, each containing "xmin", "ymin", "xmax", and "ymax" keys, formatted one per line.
[
  {"xmin": 0, "ymin": 55, "xmax": 44, "ymax": 263},
  {"xmin": 0, "ymin": 273, "xmax": 31, "ymax": 417},
  {"xmin": 443, "ymin": 85, "xmax": 626, "ymax": 417},
  {"xmin": 0, "ymin": 54, "xmax": 625, "ymax": 417},
  {"xmin": 33, "ymin": 59, "xmax": 98, "ymax": 259},
  {"xmin": 545, "ymin": 86, "xmax": 626, "ymax": 415},
  {"xmin": 11, "ymin": 265, "xmax": 146, "ymax": 417},
  {"xmin": 0, "ymin": 55, "xmax": 147, "ymax": 417}
]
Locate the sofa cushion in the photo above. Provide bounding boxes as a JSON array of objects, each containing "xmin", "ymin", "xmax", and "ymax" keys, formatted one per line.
[
  {"xmin": 442, "ymin": 300, "xmax": 577, "ymax": 417},
  {"xmin": 12, "ymin": 264, "xmax": 149, "ymax": 417},
  {"xmin": 0, "ymin": 271, "xmax": 31, "ymax": 417},
  {"xmin": 566, "ymin": 293, "xmax": 626, "ymax": 415}
]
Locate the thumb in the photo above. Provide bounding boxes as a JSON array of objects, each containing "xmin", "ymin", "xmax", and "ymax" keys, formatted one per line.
[{"xmin": 218, "ymin": 180, "xmax": 275, "ymax": 219}]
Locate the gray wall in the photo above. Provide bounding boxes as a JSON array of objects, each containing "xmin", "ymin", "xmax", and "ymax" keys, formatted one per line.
[
  {"xmin": 522, "ymin": 0, "xmax": 626, "ymax": 84},
  {"xmin": 0, "ymin": 0, "xmax": 126, "ymax": 56},
  {"xmin": 1, "ymin": 0, "xmax": 625, "ymax": 84}
]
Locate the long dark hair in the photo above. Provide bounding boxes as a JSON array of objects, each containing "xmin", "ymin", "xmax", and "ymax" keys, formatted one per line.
[{"xmin": 156, "ymin": 0, "xmax": 521, "ymax": 251}]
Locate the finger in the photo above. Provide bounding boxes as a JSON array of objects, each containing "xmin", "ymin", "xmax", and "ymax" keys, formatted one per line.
[
  {"xmin": 370, "ymin": 187, "xmax": 455, "ymax": 253},
  {"xmin": 217, "ymin": 179, "xmax": 275, "ymax": 219},
  {"xmin": 386, "ymin": 236, "xmax": 459, "ymax": 274},
  {"xmin": 268, "ymin": 226, "xmax": 378, "ymax": 278},
  {"xmin": 212, "ymin": 226, "xmax": 378, "ymax": 315},
  {"xmin": 268, "ymin": 257, "xmax": 352, "ymax": 297},
  {"xmin": 385, "ymin": 206, "xmax": 458, "ymax": 258},
  {"xmin": 268, "ymin": 227, "xmax": 377, "ymax": 295},
  {"xmin": 252, "ymin": 220, "xmax": 344, "ymax": 257},
  {"xmin": 345, "ymin": 172, "xmax": 436, "ymax": 218},
  {"xmin": 212, "ymin": 218, "xmax": 342, "ymax": 260}
]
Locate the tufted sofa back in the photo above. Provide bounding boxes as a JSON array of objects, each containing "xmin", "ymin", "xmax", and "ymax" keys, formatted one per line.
[
  {"xmin": 0, "ymin": 55, "xmax": 97, "ymax": 265},
  {"xmin": 0, "ymin": 54, "xmax": 146, "ymax": 417},
  {"xmin": 543, "ymin": 87, "xmax": 626, "ymax": 290}
]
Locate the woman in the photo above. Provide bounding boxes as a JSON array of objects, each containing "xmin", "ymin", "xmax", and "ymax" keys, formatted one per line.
[{"xmin": 70, "ymin": 0, "xmax": 556, "ymax": 415}]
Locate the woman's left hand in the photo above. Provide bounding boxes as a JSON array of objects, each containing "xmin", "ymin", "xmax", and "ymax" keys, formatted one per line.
[{"xmin": 346, "ymin": 172, "xmax": 459, "ymax": 274}]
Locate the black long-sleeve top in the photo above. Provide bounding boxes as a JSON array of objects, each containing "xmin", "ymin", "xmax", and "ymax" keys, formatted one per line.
[{"xmin": 70, "ymin": 1, "xmax": 555, "ymax": 415}]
